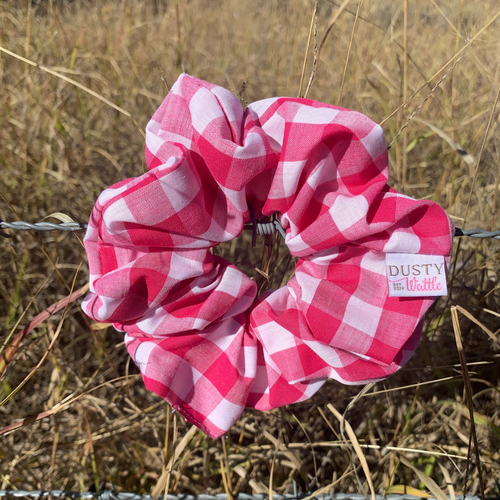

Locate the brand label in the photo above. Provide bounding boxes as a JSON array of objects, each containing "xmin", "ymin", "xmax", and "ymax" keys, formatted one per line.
[{"xmin": 386, "ymin": 254, "xmax": 448, "ymax": 297}]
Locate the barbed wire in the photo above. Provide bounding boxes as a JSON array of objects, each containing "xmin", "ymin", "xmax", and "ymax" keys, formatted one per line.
[
  {"xmin": 0, "ymin": 220, "xmax": 499, "ymax": 241},
  {"xmin": 0, "ymin": 221, "xmax": 88, "ymax": 233},
  {"xmin": 0, "ymin": 221, "xmax": 290, "ymax": 238},
  {"xmin": 0, "ymin": 490, "xmax": 490, "ymax": 500},
  {"xmin": 453, "ymin": 228, "xmax": 500, "ymax": 240}
]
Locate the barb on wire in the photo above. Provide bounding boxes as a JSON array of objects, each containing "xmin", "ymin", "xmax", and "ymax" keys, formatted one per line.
[
  {"xmin": 0, "ymin": 490, "xmax": 489, "ymax": 500},
  {"xmin": 244, "ymin": 220, "xmax": 287, "ymax": 240}
]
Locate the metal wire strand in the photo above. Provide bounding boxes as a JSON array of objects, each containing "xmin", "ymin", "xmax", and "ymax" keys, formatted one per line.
[
  {"xmin": 0, "ymin": 221, "xmax": 88, "ymax": 232},
  {"xmin": 0, "ymin": 219, "xmax": 289, "ymax": 241},
  {"xmin": 1, "ymin": 220, "xmax": 500, "ymax": 241},
  {"xmin": 0, "ymin": 491, "xmax": 488, "ymax": 500},
  {"xmin": 454, "ymin": 227, "xmax": 500, "ymax": 240}
]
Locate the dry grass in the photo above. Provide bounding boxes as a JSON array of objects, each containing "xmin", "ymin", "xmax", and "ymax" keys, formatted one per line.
[{"xmin": 1, "ymin": 0, "xmax": 500, "ymax": 497}]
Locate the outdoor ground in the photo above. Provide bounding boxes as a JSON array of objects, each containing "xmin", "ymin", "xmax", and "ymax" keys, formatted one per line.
[{"xmin": 0, "ymin": 0, "xmax": 499, "ymax": 498}]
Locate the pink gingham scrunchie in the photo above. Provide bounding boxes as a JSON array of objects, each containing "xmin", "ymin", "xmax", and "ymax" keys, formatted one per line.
[{"xmin": 83, "ymin": 74, "xmax": 454, "ymax": 438}]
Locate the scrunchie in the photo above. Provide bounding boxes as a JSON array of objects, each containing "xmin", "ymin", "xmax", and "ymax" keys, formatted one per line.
[{"xmin": 83, "ymin": 74, "xmax": 454, "ymax": 438}]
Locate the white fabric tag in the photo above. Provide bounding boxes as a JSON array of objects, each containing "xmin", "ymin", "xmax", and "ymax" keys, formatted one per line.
[{"xmin": 386, "ymin": 253, "xmax": 448, "ymax": 297}]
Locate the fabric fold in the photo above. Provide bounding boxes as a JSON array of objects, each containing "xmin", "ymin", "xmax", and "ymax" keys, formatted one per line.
[{"xmin": 83, "ymin": 73, "xmax": 453, "ymax": 438}]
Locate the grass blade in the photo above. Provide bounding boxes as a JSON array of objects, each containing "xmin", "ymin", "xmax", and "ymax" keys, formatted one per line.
[
  {"xmin": 399, "ymin": 456, "xmax": 448, "ymax": 500},
  {"xmin": 451, "ymin": 306, "xmax": 486, "ymax": 500},
  {"xmin": 327, "ymin": 403, "xmax": 376, "ymax": 500}
]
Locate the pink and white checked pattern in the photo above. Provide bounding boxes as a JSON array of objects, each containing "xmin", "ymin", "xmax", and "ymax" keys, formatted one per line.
[{"xmin": 83, "ymin": 74, "xmax": 454, "ymax": 438}]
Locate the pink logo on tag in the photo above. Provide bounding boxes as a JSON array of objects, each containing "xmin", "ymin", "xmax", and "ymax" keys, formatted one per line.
[{"xmin": 386, "ymin": 254, "xmax": 448, "ymax": 297}]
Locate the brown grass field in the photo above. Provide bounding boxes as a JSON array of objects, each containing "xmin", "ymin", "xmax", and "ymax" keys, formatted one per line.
[{"xmin": 0, "ymin": 0, "xmax": 499, "ymax": 497}]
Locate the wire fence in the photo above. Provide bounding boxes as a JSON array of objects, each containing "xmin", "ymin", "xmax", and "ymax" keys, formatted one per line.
[
  {"xmin": 0, "ymin": 220, "xmax": 499, "ymax": 240},
  {"xmin": 0, "ymin": 490, "xmax": 491, "ymax": 500}
]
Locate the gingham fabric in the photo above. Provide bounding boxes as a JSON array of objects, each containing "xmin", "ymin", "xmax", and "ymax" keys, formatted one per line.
[{"xmin": 83, "ymin": 74, "xmax": 454, "ymax": 438}]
